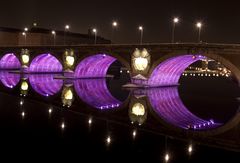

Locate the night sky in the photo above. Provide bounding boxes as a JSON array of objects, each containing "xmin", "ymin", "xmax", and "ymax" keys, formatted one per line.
[{"xmin": 1, "ymin": 0, "xmax": 240, "ymax": 43}]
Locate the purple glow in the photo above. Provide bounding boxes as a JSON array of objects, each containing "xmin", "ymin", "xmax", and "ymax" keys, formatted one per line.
[
  {"xmin": 0, "ymin": 53, "xmax": 21, "ymax": 69},
  {"xmin": 148, "ymin": 55, "xmax": 205, "ymax": 87},
  {"xmin": 74, "ymin": 54, "xmax": 116, "ymax": 78},
  {"xmin": 29, "ymin": 74, "xmax": 63, "ymax": 96},
  {"xmin": 0, "ymin": 71, "xmax": 20, "ymax": 88},
  {"xmin": 147, "ymin": 87, "xmax": 221, "ymax": 130},
  {"xmin": 29, "ymin": 54, "xmax": 63, "ymax": 72},
  {"xmin": 74, "ymin": 79, "xmax": 121, "ymax": 109}
]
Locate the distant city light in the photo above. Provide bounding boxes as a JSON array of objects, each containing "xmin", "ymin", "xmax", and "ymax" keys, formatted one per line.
[
  {"xmin": 51, "ymin": 30, "xmax": 56, "ymax": 35},
  {"xmin": 138, "ymin": 26, "xmax": 143, "ymax": 31},
  {"xmin": 24, "ymin": 27, "xmax": 28, "ymax": 32}
]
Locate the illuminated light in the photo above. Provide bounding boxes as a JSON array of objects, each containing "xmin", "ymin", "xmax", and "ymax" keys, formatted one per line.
[
  {"xmin": 88, "ymin": 118, "xmax": 92, "ymax": 125},
  {"xmin": 20, "ymin": 100, "xmax": 24, "ymax": 105},
  {"xmin": 21, "ymin": 54, "xmax": 29, "ymax": 64},
  {"xmin": 164, "ymin": 153, "xmax": 170, "ymax": 162},
  {"xmin": 48, "ymin": 108, "xmax": 52, "ymax": 114},
  {"xmin": 132, "ymin": 103, "xmax": 145, "ymax": 116},
  {"xmin": 205, "ymin": 74, "xmax": 207, "ymax": 76},
  {"xmin": 120, "ymin": 70, "xmax": 122, "ymax": 73},
  {"xmin": 112, "ymin": 21, "xmax": 118, "ymax": 27},
  {"xmin": 66, "ymin": 56, "xmax": 75, "ymax": 66},
  {"xmin": 213, "ymin": 74, "xmax": 215, "ymax": 76},
  {"xmin": 106, "ymin": 136, "xmax": 111, "ymax": 144},
  {"xmin": 127, "ymin": 70, "xmax": 130, "ymax": 73},
  {"xmin": 138, "ymin": 26, "xmax": 143, "ymax": 31},
  {"xmin": 190, "ymin": 73, "xmax": 192, "ymax": 76},
  {"xmin": 51, "ymin": 30, "xmax": 56, "ymax": 35},
  {"xmin": 208, "ymin": 74, "xmax": 211, "ymax": 76},
  {"xmin": 188, "ymin": 144, "xmax": 193, "ymax": 154},
  {"xmin": 22, "ymin": 32, "xmax": 26, "ymax": 36},
  {"xmin": 196, "ymin": 22, "xmax": 202, "ymax": 28},
  {"xmin": 92, "ymin": 28, "xmax": 97, "ymax": 33},
  {"xmin": 21, "ymin": 81, "xmax": 28, "ymax": 91},
  {"xmin": 61, "ymin": 122, "xmax": 65, "ymax": 129},
  {"xmin": 65, "ymin": 25, "xmax": 70, "ymax": 30},
  {"xmin": 21, "ymin": 111, "xmax": 25, "ymax": 117},
  {"xmin": 24, "ymin": 27, "xmax": 28, "ymax": 32},
  {"xmin": 134, "ymin": 57, "xmax": 149, "ymax": 71},
  {"xmin": 173, "ymin": 17, "xmax": 179, "ymax": 23},
  {"xmin": 132, "ymin": 130, "xmax": 137, "ymax": 138},
  {"xmin": 64, "ymin": 89, "xmax": 73, "ymax": 100}
]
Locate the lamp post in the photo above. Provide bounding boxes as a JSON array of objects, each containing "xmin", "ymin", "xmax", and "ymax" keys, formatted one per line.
[
  {"xmin": 172, "ymin": 17, "xmax": 179, "ymax": 43},
  {"xmin": 64, "ymin": 25, "xmax": 70, "ymax": 45},
  {"xmin": 22, "ymin": 27, "xmax": 28, "ymax": 45},
  {"xmin": 196, "ymin": 22, "xmax": 202, "ymax": 43},
  {"xmin": 111, "ymin": 21, "xmax": 118, "ymax": 44},
  {"xmin": 92, "ymin": 28, "xmax": 97, "ymax": 44},
  {"xmin": 138, "ymin": 26, "xmax": 143, "ymax": 45},
  {"xmin": 22, "ymin": 32, "xmax": 26, "ymax": 46},
  {"xmin": 51, "ymin": 30, "xmax": 56, "ymax": 46}
]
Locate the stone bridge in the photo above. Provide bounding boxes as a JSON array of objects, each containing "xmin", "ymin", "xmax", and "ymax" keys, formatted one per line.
[{"xmin": 0, "ymin": 43, "xmax": 240, "ymax": 86}]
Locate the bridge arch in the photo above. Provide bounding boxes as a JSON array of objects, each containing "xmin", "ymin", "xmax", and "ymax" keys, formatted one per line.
[
  {"xmin": 148, "ymin": 53, "xmax": 240, "ymax": 87},
  {"xmin": 29, "ymin": 53, "xmax": 63, "ymax": 73},
  {"xmin": 0, "ymin": 53, "xmax": 21, "ymax": 70},
  {"xmin": 74, "ymin": 53, "xmax": 130, "ymax": 78}
]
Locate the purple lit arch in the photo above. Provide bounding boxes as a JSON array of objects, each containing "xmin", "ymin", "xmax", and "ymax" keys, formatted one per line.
[
  {"xmin": 74, "ymin": 54, "xmax": 116, "ymax": 78},
  {"xmin": 147, "ymin": 87, "xmax": 221, "ymax": 130},
  {"xmin": 74, "ymin": 79, "xmax": 121, "ymax": 110},
  {"xmin": 0, "ymin": 53, "xmax": 21, "ymax": 70},
  {"xmin": 29, "ymin": 75, "xmax": 63, "ymax": 96},
  {"xmin": 148, "ymin": 55, "xmax": 205, "ymax": 87},
  {"xmin": 29, "ymin": 54, "xmax": 63, "ymax": 73},
  {"xmin": 0, "ymin": 71, "xmax": 20, "ymax": 88}
]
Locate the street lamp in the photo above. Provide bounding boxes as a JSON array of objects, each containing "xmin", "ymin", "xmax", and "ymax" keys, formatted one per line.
[
  {"xmin": 196, "ymin": 22, "xmax": 202, "ymax": 43},
  {"xmin": 138, "ymin": 26, "xmax": 143, "ymax": 44},
  {"xmin": 51, "ymin": 30, "xmax": 56, "ymax": 46},
  {"xmin": 172, "ymin": 17, "xmax": 179, "ymax": 43},
  {"xmin": 111, "ymin": 21, "xmax": 118, "ymax": 44},
  {"xmin": 92, "ymin": 28, "xmax": 97, "ymax": 44},
  {"xmin": 64, "ymin": 25, "xmax": 70, "ymax": 45},
  {"xmin": 22, "ymin": 32, "xmax": 26, "ymax": 45},
  {"xmin": 22, "ymin": 27, "xmax": 28, "ymax": 45}
]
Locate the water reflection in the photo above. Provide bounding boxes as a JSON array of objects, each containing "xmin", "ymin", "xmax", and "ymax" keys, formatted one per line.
[
  {"xmin": 29, "ymin": 74, "xmax": 63, "ymax": 96},
  {"xmin": 0, "ymin": 71, "xmax": 20, "ymax": 88},
  {"xmin": 146, "ymin": 87, "xmax": 222, "ymax": 130},
  {"xmin": 129, "ymin": 96, "xmax": 148, "ymax": 125},
  {"xmin": 74, "ymin": 79, "xmax": 121, "ymax": 110}
]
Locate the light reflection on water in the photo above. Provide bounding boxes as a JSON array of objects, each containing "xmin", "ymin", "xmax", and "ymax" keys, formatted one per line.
[{"xmin": 0, "ymin": 71, "xmax": 239, "ymax": 158}]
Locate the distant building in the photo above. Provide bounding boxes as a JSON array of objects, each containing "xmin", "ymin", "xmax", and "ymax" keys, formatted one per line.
[{"xmin": 0, "ymin": 26, "xmax": 111, "ymax": 46}]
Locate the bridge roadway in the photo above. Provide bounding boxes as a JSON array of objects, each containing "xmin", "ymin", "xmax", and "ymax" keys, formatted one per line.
[{"xmin": 0, "ymin": 43, "xmax": 240, "ymax": 86}]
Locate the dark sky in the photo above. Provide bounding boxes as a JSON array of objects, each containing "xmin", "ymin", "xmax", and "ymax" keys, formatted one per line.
[{"xmin": 1, "ymin": 0, "xmax": 240, "ymax": 43}]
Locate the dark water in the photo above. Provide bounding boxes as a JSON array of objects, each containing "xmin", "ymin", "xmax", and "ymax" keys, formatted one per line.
[{"xmin": 0, "ymin": 71, "xmax": 239, "ymax": 162}]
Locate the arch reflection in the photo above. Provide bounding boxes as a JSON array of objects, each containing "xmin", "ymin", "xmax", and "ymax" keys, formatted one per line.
[
  {"xmin": 29, "ymin": 74, "xmax": 63, "ymax": 96},
  {"xmin": 147, "ymin": 87, "xmax": 222, "ymax": 130},
  {"xmin": 0, "ymin": 71, "xmax": 20, "ymax": 88},
  {"xmin": 74, "ymin": 79, "xmax": 121, "ymax": 109}
]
